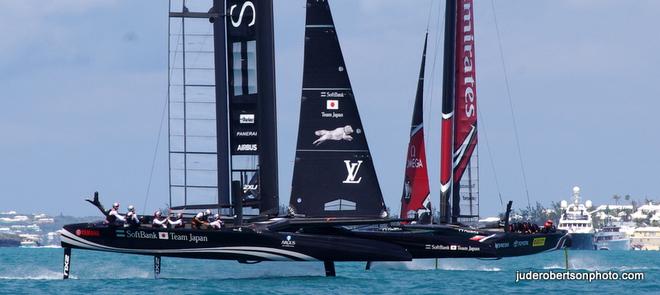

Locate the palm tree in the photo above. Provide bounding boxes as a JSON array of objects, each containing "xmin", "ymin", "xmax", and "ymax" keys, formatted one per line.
[
  {"xmin": 624, "ymin": 194, "xmax": 631, "ymax": 203},
  {"xmin": 551, "ymin": 201, "xmax": 563, "ymax": 222},
  {"xmin": 612, "ymin": 194, "xmax": 621, "ymax": 205}
]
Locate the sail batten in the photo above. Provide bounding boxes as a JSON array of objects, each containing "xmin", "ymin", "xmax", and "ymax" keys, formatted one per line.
[{"xmin": 289, "ymin": 0, "xmax": 386, "ymax": 218}]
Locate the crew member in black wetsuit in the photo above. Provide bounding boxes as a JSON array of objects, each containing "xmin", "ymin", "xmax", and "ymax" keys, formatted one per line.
[
  {"xmin": 531, "ymin": 223, "xmax": 540, "ymax": 233},
  {"xmin": 543, "ymin": 220, "xmax": 555, "ymax": 233},
  {"xmin": 105, "ymin": 202, "xmax": 125, "ymax": 226},
  {"xmin": 125, "ymin": 205, "xmax": 140, "ymax": 228},
  {"xmin": 511, "ymin": 222, "xmax": 519, "ymax": 233},
  {"xmin": 522, "ymin": 222, "xmax": 530, "ymax": 234}
]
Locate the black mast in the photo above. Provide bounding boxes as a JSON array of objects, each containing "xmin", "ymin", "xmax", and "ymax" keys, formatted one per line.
[
  {"xmin": 440, "ymin": 0, "xmax": 456, "ymax": 224},
  {"xmin": 225, "ymin": 0, "xmax": 279, "ymax": 216},
  {"xmin": 213, "ymin": 0, "xmax": 231, "ymax": 207},
  {"xmin": 255, "ymin": 0, "xmax": 279, "ymax": 216}
]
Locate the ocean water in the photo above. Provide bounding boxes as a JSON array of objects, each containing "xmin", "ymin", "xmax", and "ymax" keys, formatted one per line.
[{"xmin": 0, "ymin": 247, "xmax": 657, "ymax": 294}]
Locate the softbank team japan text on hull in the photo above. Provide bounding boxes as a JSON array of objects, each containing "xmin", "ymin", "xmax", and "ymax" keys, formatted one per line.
[{"xmin": 60, "ymin": 223, "xmax": 413, "ymax": 262}]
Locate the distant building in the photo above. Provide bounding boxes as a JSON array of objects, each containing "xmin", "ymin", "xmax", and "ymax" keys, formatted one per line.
[
  {"xmin": 35, "ymin": 218, "xmax": 54, "ymax": 224},
  {"xmin": 591, "ymin": 204, "xmax": 633, "ymax": 223},
  {"xmin": 631, "ymin": 202, "xmax": 660, "ymax": 224},
  {"xmin": 26, "ymin": 224, "xmax": 41, "ymax": 232},
  {"xmin": 630, "ymin": 227, "xmax": 660, "ymax": 250},
  {"xmin": 0, "ymin": 216, "xmax": 29, "ymax": 223},
  {"xmin": 593, "ymin": 205, "xmax": 633, "ymax": 211},
  {"xmin": 0, "ymin": 210, "xmax": 91, "ymax": 247}
]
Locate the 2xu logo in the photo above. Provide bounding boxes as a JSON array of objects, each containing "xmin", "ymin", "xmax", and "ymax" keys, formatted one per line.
[
  {"xmin": 230, "ymin": 1, "xmax": 256, "ymax": 28},
  {"xmin": 342, "ymin": 160, "xmax": 363, "ymax": 184},
  {"xmin": 63, "ymin": 252, "xmax": 70, "ymax": 277},
  {"xmin": 243, "ymin": 184, "xmax": 258, "ymax": 191}
]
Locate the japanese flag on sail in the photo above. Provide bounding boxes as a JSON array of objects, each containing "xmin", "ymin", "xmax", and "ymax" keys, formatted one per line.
[
  {"xmin": 326, "ymin": 100, "xmax": 339, "ymax": 110},
  {"xmin": 159, "ymin": 232, "xmax": 169, "ymax": 240}
]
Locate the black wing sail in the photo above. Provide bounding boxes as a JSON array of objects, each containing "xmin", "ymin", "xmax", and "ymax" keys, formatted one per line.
[
  {"xmin": 289, "ymin": 0, "xmax": 386, "ymax": 218},
  {"xmin": 225, "ymin": 0, "xmax": 279, "ymax": 216}
]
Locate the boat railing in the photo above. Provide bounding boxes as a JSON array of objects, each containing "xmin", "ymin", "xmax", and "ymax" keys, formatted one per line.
[{"xmin": 562, "ymin": 214, "xmax": 589, "ymax": 221}]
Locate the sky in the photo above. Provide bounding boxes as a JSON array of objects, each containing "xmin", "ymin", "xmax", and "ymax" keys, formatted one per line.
[{"xmin": 1, "ymin": 0, "xmax": 660, "ymax": 217}]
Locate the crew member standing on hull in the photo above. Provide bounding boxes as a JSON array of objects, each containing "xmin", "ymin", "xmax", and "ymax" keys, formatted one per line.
[{"xmin": 105, "ymin": 202, "xmax": 125, "ymax": 226}]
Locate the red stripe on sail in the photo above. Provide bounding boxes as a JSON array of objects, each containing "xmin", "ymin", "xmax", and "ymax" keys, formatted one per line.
[
  {"xmin": 440, "ymin": 117, "xmax": 453, "ymax": 187},
  {"xmin": 452, "ymin": 0, "xmax": 478, "ymax": 184}
]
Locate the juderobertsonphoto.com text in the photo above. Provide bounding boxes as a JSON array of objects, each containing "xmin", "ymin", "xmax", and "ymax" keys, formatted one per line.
[{"xmin": 515, "ymin": 270, "xmax": 645, "ymax": 283}]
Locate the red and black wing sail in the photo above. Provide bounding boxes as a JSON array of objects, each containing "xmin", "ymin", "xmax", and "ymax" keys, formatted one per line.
[
  {"xmin": 440, "ymin": 0, "xmax": 479, "ymax": 224},
  {"xmin": 451, "ymin": 0, "xmax": 479, "ymax": 222},
  {"xmin": 289, "ymin": 0, "xmax": 386, "ymax": 218},
  {"xmin": 400, "ymin": 33, "xmax": 432, "ymax": 224},
  {"xmin": 439, "ymin": 0, "xmax": 458, "ymax": 223}
]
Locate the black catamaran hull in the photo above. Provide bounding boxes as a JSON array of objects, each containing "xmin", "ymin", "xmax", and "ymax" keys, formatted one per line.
[
  {"xmin": 60, "ymin": 223, "xmax": 412, "ymax": 262},
  {"xmin": 346, "ymin": 225, "xmax": 570, "ymax": 259}
]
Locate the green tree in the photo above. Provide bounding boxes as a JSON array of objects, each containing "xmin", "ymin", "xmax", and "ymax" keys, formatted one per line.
[
  {"xmin": 549, "ymin": 201, "xmax": 562, "ymax": 223},
  {"xmin": 612, "ymin": 194, "xmax": 621, "ymax": 205},
  {"xmin": 515, "ymin": 202, "xmax": 556, "ymax": 225}
]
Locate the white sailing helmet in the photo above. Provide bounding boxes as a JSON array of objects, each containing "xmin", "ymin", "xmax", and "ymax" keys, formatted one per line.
[
  {"xmin": 205, "ymin": 209, "xmax": 211, "ymax": 216},
  {"xmin": 112, "ymin": 202, "xmax": 120, "ymax": 209},
  {"xmin": 214, "ymin": 213, "xmax": 220, "ymax": 219},
  {"xmin": 154, "ymin": 211, "xmax": 162, "ymax": 217},
  {"xmin": 128, "ymin": 205, "xmax": 135, "ymax": 212}
]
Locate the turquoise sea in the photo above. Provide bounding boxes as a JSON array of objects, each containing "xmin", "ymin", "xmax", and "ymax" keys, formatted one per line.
[{"xmin": 0, "ymin": 247, "xmax": 657, "ymax": 294}]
